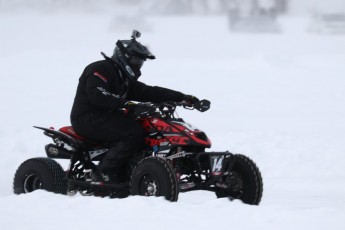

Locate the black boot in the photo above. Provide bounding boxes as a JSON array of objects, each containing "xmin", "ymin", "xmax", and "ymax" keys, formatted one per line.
[
  {"xmin": 97, "ymin": 156, "xmax": 128, "ymax": 183},
  {"xmin": 97, "ymin": 140, "xmax": 137, "ymax": 182},
  {"xmin": 91, "ymin": 168, "xmax": 120, "ymax": 184}
]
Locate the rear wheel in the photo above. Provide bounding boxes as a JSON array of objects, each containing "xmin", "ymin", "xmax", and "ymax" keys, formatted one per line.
[
  {"xmin": 13, "ymin": 157, "xmax": 67, "ymax": 195},
  {"xmin": 216, "ymin": 154, "xmax": 263, "ymax": 205},
  {"xmin": 131, "ymin": 157, "xmax": 179, "ymax": 202}
]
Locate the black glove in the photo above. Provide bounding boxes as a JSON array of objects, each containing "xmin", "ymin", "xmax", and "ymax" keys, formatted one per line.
[
  {"xmin": 125, "ymin": 102, "xmax": 137, "ymax": 113},
  {"xmin": 182, "ymin": 95, "xmax": 199, "ymax": 106},
  {"xmin": 125, "ymin": 102, "xmax": 155, "ymax": 117}
]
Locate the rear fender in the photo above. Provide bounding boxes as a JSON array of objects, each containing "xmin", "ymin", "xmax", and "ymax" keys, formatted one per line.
[{"xmin": 34, "ymin": 126, "xmax": 83, "ymax": 150}]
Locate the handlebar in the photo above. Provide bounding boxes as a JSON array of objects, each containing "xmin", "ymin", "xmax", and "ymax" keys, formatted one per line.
[
  {"xmin": 141, "ymin": 99, "xmax": 210, "ymax": 118},
  {"xmin": 191, "ymin": 99, "xmax": 211, "ymax": 112},
  {"xmin": 174, "ymin": 99, "xmax": 210, "ymax": 112},
  {"xmin": 129, "ymin": 99, "xmax": 210, "ymax": 119}
]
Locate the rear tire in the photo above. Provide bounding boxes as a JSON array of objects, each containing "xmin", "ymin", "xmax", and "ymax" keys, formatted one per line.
[
  {"xmin": 131, "ymin": 156, "xmax": 179, "ymax": 202},
  {"xmin": 13, "ymin": 157, "xmax": 67, "ymax": 195},
  {"xmin": 216, "ymin": 154, "xmax": 263, "ymax": 205}
]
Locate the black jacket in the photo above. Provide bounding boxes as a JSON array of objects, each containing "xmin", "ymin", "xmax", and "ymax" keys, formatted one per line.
[{"xmin": 70, "ymin": 60, "xmax": 185, "ymax": 121}]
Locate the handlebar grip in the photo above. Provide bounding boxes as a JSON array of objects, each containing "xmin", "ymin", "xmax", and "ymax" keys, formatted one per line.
[{"xmin": 194, "ymin": 99, "xmax": 211, "ymax": 112}]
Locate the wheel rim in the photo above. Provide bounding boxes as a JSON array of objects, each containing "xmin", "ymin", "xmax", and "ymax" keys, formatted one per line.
[
  {"xmin": 23, "ymin": 174, "xmax": 42, "ymax": 193},
  {"xmin": 138, "ymin": 173, "xmax": 160, "ymax": 196},
  {"xmin": 224, "ymin": 171, "xmax": 244, "ymax": 198}
]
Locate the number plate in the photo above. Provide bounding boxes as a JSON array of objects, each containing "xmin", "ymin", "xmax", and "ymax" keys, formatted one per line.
[{"xmin": 210, "ymin": 155, "xmax": 224, "ymax": 176}]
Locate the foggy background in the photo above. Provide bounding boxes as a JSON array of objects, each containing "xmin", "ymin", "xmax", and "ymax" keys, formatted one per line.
[
  {"xmin": 1, "ymin": 0, "xmax": 345, "ymax": 36},
  {"xmin": 1, "ymin": 1, "xmax": 345, "ymax": 230},
  {"xmin": 1, "ymin": 0, "xmax": 345, "ymax": 15}
]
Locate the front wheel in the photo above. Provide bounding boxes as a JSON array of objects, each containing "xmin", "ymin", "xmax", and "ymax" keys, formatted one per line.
[
  {"xmin": 216, "ymin": 154, "xmax": 263, "ymax": 205},
  {"xmin": 13, "ymin": 157, "xmax": 67, "ymax": 195},
  {"xmin": 131, "ymin": 156, "xmax": 179, "ymax": 202}
]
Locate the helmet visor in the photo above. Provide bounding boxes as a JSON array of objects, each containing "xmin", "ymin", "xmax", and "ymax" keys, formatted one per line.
[{"xmin": 130, "ymin": 56, "xmax": 145, "ymax": 70}]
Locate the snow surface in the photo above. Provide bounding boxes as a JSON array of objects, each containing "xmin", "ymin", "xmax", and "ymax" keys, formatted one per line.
[{"xmin": 1, "ymin": 8, "xmax": 345, "ymax": 230}]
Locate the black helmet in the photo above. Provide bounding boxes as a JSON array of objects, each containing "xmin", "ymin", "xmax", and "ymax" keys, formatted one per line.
[{"xmin": 112, "ymin": 30, "xmax": 155, "ymax": 80}]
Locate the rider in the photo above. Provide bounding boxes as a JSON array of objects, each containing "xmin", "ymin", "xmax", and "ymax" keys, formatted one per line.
[{"xmin": 70, "ymin": 30, "xmax": 199, "ymax": 183}]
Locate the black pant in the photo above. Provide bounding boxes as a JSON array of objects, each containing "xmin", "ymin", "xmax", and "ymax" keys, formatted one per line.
[{"xmin": 71, "ymin": 111, "xmax": 145, "ymax": 176}]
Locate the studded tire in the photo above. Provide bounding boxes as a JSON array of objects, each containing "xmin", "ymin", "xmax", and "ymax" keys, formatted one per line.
[
  {"xmin": 131, "ymin": 156, "xmax": 179, "ymax": 202},
  {"xmin": 13, "ymin": 157, "xmax": 67, "ymax": 195},
  {"xmin": 216, "ymin": 154, "xmax": 263, "ymax": 205}
]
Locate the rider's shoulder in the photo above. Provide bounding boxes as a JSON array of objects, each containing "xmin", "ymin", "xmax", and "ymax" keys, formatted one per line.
[{"xmin": 85, "ymin": 60, "xmax": 109, "ymax": 69}]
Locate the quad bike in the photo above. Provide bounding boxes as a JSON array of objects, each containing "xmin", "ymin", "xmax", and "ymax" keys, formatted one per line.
[{"xmin": 13, "ymin": 100, "xmax": 263, "ymax": 204}]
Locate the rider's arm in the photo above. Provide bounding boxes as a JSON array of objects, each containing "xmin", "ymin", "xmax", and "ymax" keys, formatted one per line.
[
  {"xmin": 85, "ymin": 70, "xmax": 126, "ymax": 110},
  {"xmin": 127, "ymin": 81, "xmax": 185, "ymax": 103}
]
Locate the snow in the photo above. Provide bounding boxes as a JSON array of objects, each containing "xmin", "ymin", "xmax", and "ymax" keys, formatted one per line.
[{"xmin": 1, "ymin": 7, "xmax": 345, "ymax": 230}]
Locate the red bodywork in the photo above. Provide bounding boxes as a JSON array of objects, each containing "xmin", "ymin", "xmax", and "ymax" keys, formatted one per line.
[
  {"xmin": 59, "ymin": 118, "xmax": 211, "ymax": 150},
  {"xmin": 139, "ymin": 118, "xmax": 211, "ymax": 149},
  {"xmin": 59, "ymin": 126, "xmax": 85, "ymax": 140}
]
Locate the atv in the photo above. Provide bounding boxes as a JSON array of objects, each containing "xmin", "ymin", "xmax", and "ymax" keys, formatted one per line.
[{"xmin": 13, "ymin": 100, "xmax": 263, "ymax": 204}]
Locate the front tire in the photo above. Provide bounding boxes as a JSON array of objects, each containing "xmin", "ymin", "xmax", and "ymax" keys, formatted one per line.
[
  {"xmin": 131, "ymin": 156, "xmax": 179, "ymax": 202},
  {"xmin": 216, "ymin": 154, "xmax": 263, "ymax": 205},
  {"xmin": 13, "ymin": 157, "xmax": 67, "ymax": 195}
]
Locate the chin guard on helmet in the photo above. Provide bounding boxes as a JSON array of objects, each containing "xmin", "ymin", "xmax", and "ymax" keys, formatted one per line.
[{"xmin": 113, "ymin": 30, "xmax": 155, "ymax": 80}]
